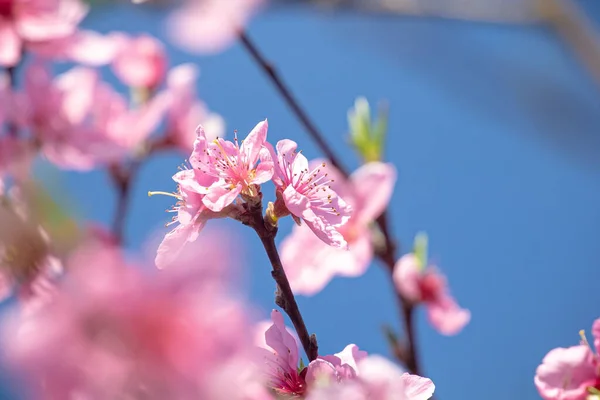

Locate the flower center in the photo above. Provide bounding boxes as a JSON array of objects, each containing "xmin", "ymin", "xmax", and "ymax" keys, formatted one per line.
[
  {"xmin": 418, "ymin": 272, "xmax": 444, "ymax": 302},
  {"xmin": 0, "ymin": 0, "xmax": 13, "ymax": 17}
]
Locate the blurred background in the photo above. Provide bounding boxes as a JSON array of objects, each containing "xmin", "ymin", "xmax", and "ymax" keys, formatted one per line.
[{"xmin": 5, "ymin": 0, "xmax": 600, "ymax": 398}]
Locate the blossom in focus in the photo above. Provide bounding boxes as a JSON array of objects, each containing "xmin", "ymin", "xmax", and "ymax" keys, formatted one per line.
[
  {"xmin": 0, "ymin": 0, "xmax": 88, "ymax": 66},
  {"xmin": 255, "ymin": 310, "xmax": 366, "ymax": 396},
  {"xmin": 2, "ymin": 235, "xmax": 268, "ymax": 400},
  {"xmin": 393, "ymin": 249, "xmax": 470, "ymax": 335},
  {"xmin": 280, "ymin": 161, "xmax": 395, "ymax": 295},
  {"xmin": 191, "ymin": 120, "xmax": 273, "ymax": 212},
  {"xmin": 111, "ymin": 33, "xmax": 167, "ymax": 89},
  {"xmin": 268, "ymin": 139, "xmax": 351, "ymax": 248},
  {"xmin": 535, "ymin": 320, "xmax": 600, "ymax": 400},
  {"xmin": 308, "ymin": 355, "xmax": 434, "ymax": 400},
  {"xmin": 163, "ymin": 63, "xmax": 225, "ymax": 152},
  {"xmin": 151, "ymin": 168, "xmax": 232, "ymax": 269},
  {"xmin": 166, "ymin": 0, "xmax": 264, "ymax": 54}
]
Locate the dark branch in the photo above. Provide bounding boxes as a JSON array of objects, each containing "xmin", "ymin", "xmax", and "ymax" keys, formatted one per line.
[
  {"xmin": 239, "ymin": 31, "xmax": 346, "ymax": 173},
  {"xmin": 239, "ymin": 30, "xmax": 421, "ymax": 375},
  {"xmin": 237, "ymin": 197, "xmax": 319, "ymax": 362}
]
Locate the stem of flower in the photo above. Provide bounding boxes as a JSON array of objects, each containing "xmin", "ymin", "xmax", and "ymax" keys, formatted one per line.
[
  {"xmin": 238, "ymin": 31, "xmax": 345, "ymax": 173},
  {"xmin": 236, "ymin": 197, "xmax": 319, "ymax": 362},
  {"xmin": 238, "ymin": 30, "xmax": 421, "ymax": 375}
]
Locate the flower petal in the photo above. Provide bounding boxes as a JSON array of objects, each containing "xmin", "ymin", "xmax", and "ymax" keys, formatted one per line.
[
  {"xmin": 350, "ymin": 162, "xmax": 396, "ymax": 225},
  {"xmin": 241, "ymin": 119, "xmax": 268, "ymax": 166},
  {"xmin": 202, "ymin": 182, "xmax": 241, "ymax": 212}
]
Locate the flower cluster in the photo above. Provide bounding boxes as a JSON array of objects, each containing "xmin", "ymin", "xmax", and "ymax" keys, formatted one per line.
[{"xmin": 151, "ymin": 121, "xmax": 353, "ymax": 267}]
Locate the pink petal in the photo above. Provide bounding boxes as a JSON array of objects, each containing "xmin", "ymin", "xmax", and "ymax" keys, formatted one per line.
[
  {"xmin": 350, "ymin": 162, "xmax": 397, "ymax": 225},
  {"xmin": 305, "ymin": 359, "xmax": 338, "ymax": 386},
  {"xmin": 155, "ymin": 223, "xmax": 202, "ymax": 269},
  {"xmin": 55, "ymin": 66, "xmax": 98, "ymax": 125},
  {"xmin": 0, "ymin": 21, "xmax": 22, "ymax": 66},
  {"xmin": 392, "ymin": 254, "xmax": 422, "ymax": 302},
  {"xmin": 252, "ymin": 158, "xmax": 273, "ymax": 185},
  {"xmin": 172, "ymin": 169, "xmax": 213, "ymax": 195},
  {"xmin": 111, "ymin": 33, "xmax": 167, "ymax": 88},
  {"xmin": 592, "ymin": 318, "xmax": 600, "ymax": 354},
  {"xmin": 202, "ymin": 182, "xmax": 241, "ymax": 212},
  {"xmin": 427, "ymin": 295, "xmax": 470, "ymax": 336},
  {"xmin": 535, "ymin": 345, "xmax": 596, "ymax": 400},
  {"xmin": 190, "ymin": 125, "xmax": 210, "ymax": 169},
  {"xmin": 241, "ymin": 119, "xmax": 268, "ymax": 166},
  {"xmin": 308, "ymin": 158, "xmax": 352, "ymax": 201},
  {"xmin": 282, "ymin": 184, "xmax": 312, "ymax": 220},
  {"xmin": 263, "ymin": 310, "xmax": 300, "ymax": 371},
  {"xmin": 303, "ymin": 217, "xmax": 348, "ymax": 249},
  {"xmin": 28, "ymin": 30, "xmax": 118, "ymax": 66},
  {"xmin": 400, "ymin": 373, "xmax": 436, "ymax": 400},
  {"xmin": 16, "ymin": 0, "xmax": 88, "ymax": 41}
]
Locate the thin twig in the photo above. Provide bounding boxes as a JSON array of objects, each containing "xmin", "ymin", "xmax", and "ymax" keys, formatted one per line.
[
  {"xmin": 239, "ymin": 30, "xmax": 421, "ymax": 375},
  {"xmin": 237, "ymin": 197, "xmax": 319, "ymax": 361},
  {"xmin": 239, "ymin": 31, "xmax": 345, "ymax": 173}
]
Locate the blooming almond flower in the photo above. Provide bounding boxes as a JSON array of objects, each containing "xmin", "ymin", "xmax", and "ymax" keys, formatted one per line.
[
  {"xmin": 0, "ymin": 0, "xmax": 88, "ymax": 66},
  {"xmin": 280, "ymin": 161, "xmax": 395, "ymax": 295},
  {"xmin": 163, "ymin": 63, "xmax": 225, "ymax": 153},
  {"xmin": 2, "ymin": 235, "xmax": 268, "ymax": 400},
  {"xmin": 307, "ymin": 355, "xmax": 435, "ymax": 400},
  {"xmin": 166, "ymin": 0, "xmax": 264, "ymax": 54},
  {"xmin": 268, "ymin": 140, "xmax": 351, "ymax": 248},
  {"xmin": 191, "ymin": 120, "xmax": 273, "ymax": 212},
  {"xmin": 110, "ymin": 33, "xmax": 168, "ymax": 89},
  {"xmin": 393, "ymin": 244, "xmax": 470, "ymax": 335},
  {"xmin": 150, "ymin": 168, "xmax": 231, "ymax": 269},
  {"xmin": 535, "ymin": 320, "xmax": 600, "ymax": 400},
  {"xmin": 255, "ymin": 310, "xmax": 366, "ymax": 396}
]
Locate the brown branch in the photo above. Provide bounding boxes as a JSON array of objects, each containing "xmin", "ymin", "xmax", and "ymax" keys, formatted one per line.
[
  {"xmin": 239, "ymin": 30, "xmax": 421, "ymax": 375},
  {"xmin": 239, "ymin": 31, "xmax": 345, "ymax": 173},
  {"xmin": 236, "ymin": 197, "xmax": 319, "ymax": 362}
]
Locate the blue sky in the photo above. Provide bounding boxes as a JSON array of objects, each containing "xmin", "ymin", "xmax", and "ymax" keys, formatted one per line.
[{"xmin": 4, "ymin": 3, "xmax": 600, "ymax": 399}]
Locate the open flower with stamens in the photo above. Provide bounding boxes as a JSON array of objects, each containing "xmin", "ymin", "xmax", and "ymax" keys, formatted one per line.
[
  {"xmin": 191, "ymin": 120, "xmax": 273, "ymax": 212},
  {"xmin": 149, "ymin": 167, "xmax": 232, "ymax": 269},
  {"xmin": 267, "ymin": 139, "xmax": 351, "ymax": 248},
  {"xmin": 535, "ymin": 321, "xmax": 600, "ymax": 400}
]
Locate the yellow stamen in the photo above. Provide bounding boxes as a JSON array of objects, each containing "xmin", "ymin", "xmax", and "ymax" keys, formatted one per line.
[
  {"xmin": 213, "ymin": 139, "xmax": 234, "ymax": 167},
  {"xmin": 148, "ymin": 191, "xmax": 181, "ymax": 199}
]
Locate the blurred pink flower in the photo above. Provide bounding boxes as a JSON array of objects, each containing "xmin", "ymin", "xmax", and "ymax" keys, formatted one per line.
[
  {"xmin": 268, "ymin": 139, "xmax": 351, "ymax": 248},
  {"xmin": 535, "ymin": 346, "xmax": 598, "ymax": 400},
  {"xmin": 535, "ymin": 319, "xmax": 600, "ymax": 400},
  {"xmin": 27, "ymin": 30, "xmax": 119, "ymax": 66},
  {"xmin": 2, "ymin": 235, "xmax": 268, "ymax": 400},
  {"xmin": 152, "ymin": 168, "xmax": 231, "ymax": 269},
  {"xmin": 280, "ymin": 161, "xmax": 395, "ymax": 295},
  {"xmin": 163, "ymin": 63, "xmax": 224, "ymax": 152},
  {"xmin": 256, "ymin": 310, "xmax": 366, "ymax": 396},
  {"xmin": 393, "ymin": 254, "xmax": 470, "ymax": 335},
  {"xmin": 307, "ymin": 355, "xmax": 435, "ymax": 400},
  {"xmin": 0, "ymin": 0, "xmax": 88, "ymax": 66},
  {"xmin": 19, "ymin": 63, "xmax": 125, "ymax": 170},
  {"xmin": 191, "ymin": 120, "xmax": 273, "ymax": 211},
  {"xmin": 111, "ymin": 33, "xmax": 167, "ymax": 89},
  {"xmin": 166, "ymin": 0, "xmax": 264, "ymax": 54}
]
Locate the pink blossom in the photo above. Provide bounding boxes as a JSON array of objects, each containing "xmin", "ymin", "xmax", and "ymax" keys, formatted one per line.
[
  {"xmin": 19, "ymin": 63, "xmax": 124, "ymax": 170},
  {"xmin": 111, "ymin": 33, "xmax": 167, "ymax": 88},
  {"xmin": 2, "ymin": 235, "xmax": 268, "ymax": 400},
  {"xmin": 393, "ymin": 254, "xmax": 470, "ymax": 335},
  {"xmin": 0, "ymin": 0, "xmax": 88, "ymax": 66},
  {"xmin": 268, "ymin": 140, "xmax": 351, "ymax": 248},
  {"xmin": 28, "ymin": 30, "xmax": 119, "ymax": 66},
  {"xmin": 163, "ymin": 63, "xmax": 224, "ymax": 152},
  {"xmin": 151, "ymin": 168, "xmax": 232, "ymax": 269},
  {"xmin": 535, "ymin": 346, "xmax": 598, "ymax": 400},
  {"xmin": 280, "ymin": 161, "xmax": 395, "ymax": 295},
  {"xmin": 307, "ymin": 355, "xmax": 435, "ymax": 400},
  {"xmin": 191, "ymin": 120, "xmax": 273, "ymax": 211},
  {"xmin": 256, "ymin": 310, "xmax": 366, "ymax": 396},
  {"xmin": 166, "ymin": 0, "xmax": 264, "ymax": 54}
]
